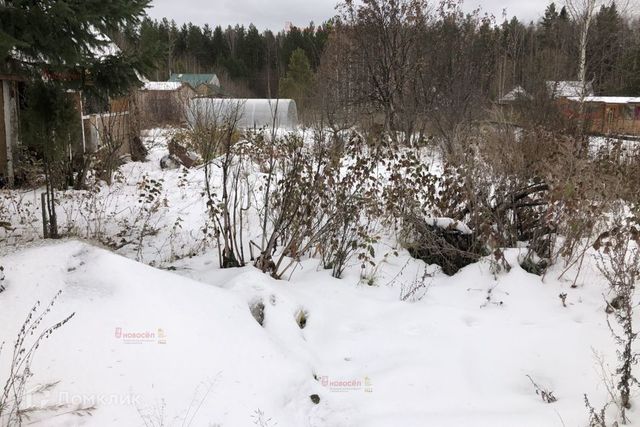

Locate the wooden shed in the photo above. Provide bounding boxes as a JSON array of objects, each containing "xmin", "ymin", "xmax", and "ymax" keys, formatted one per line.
[{"xmin": 135, "ymin": 81, "xmax": 196, "ymax": 127}]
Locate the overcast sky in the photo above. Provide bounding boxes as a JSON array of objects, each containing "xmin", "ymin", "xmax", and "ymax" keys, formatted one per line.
[{"xmin": 147, "ymin": 0, "xmax": 552, "ymax": 31}]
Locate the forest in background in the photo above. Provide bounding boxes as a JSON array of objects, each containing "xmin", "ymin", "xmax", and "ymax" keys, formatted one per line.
[
  {"xmin": 123, "ymin": 1, "xmax": 640, "ymax": 100},
  {"xmin": 124, "ymin": 18, "xmax": 330, "ymax": 97}
]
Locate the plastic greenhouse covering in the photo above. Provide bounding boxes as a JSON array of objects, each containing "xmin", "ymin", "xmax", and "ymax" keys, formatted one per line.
[{"xmin": 187, "ymin": 98, "xmax": 298, "ymax": 130}]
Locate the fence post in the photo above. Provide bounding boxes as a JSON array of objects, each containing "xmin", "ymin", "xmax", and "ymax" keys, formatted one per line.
[{"xmin": 41, "ymin": 192, "xmax": 49, "ymax": 239}]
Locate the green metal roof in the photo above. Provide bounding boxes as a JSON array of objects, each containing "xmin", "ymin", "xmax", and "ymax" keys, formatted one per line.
[{"xmin": 168, "ymin": 73, "xmax": 219, "ymax": 88}]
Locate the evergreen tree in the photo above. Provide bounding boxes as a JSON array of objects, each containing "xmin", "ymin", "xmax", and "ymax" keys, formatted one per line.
[
  {"xmin": 541, "ymin": 3, "xmax": 559, "ymax": 33},
  {"xmin": 0, "ymin": 0, "xmax": 151, "ymax": 95},
  {"xmin": 279, "ymin": 48, "xmax": 314, "ymax": 112},
  {"xmin": 212, "ymin": 25, "xmax": 231, "ymax": 65},
  {"xmin": 242, "ymin": 25, "xmax": 265, "ymax": 73},
  {"xmin": 559, "ymin": 6, "xmax": 568, "ymax": 21},
  {"xmin": 139, "ymin": 18, "xmax": 165, "ymax": 80},
  {"xmin": 588, "ymin": 2, "xmax": 625, "ymax": 93},
  {"xmin": 0, "ymin": 0, "xmax": 153, "ymax": 216}
]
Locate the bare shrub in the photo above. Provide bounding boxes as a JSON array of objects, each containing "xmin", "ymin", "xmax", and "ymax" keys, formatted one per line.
[
  {"xmin": 593, "ymin": 215, "xmax": 640, "ymax": 423},
  {"xmin": 251, "ymin": 408, "xmax": 277, "ymax": 427},
  {"xmin": 0, "ymin": 192, "xmax": 40, "ymax": 248},
  {"xmin": 0, "ymin": 292, "xmax": 79, "ymax": 426},
  {"xmin": 251, "ymin": 130, "xmax": 329, "ymax": 278},
  {"xmin": 526, "ymin": 374, "xmax": 557, "ymax": 404},
  {"xmin": 404, "ymin": 124, "xmax": 632, "ymax": 280},
  {"xmin": 91, "ymin": 108, "xmax": 131, "ymax": 186},
  {"xmin": 136, "ymin": 379, "xmax": 216, "ymax": 427},
  {"xmin": 399, "ymin": 265, "xmax": 433, "ymax": 302},
  {"xmin": 185, "ymin": 100, "xmax": 247, "ymax": 268},
  {"xmin": 585, "ymin": 394, "xmax": 610, "ymax": 427},
  {"xmin": 249, "ymin": 129, "xmax": 381, "ymax": 280}
]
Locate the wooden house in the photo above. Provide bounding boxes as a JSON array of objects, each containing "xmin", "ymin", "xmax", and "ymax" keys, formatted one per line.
[
  {"xmin": 495, "ymin": 81, "xmax": 640, "ymax": 136},
  {"xmin": 168, "ymin": 73, "xmax": 220, "ymax": 96},
  {"xmin": 563, "ymin": 96, "xmax": 640, "ymax": 136}
]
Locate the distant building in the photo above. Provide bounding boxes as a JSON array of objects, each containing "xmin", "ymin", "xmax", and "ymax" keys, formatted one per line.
[
  {"xmin": 498, "ymin": 85, "xmax": 532, "ymax": 105},
  {"xmin": 168, "ymin": 73, "xmax": 221, "ymax": 96},
  {"xmin": 495, "ymin": 82, "xmax": 637, "ymax": 135},
  {"xmin": 563, "ymin": 96, "xmax": 640, "ymax": 136},
  {"xmin": 546, "ymin": 80, "xmax": 594, "ymax": 99}
]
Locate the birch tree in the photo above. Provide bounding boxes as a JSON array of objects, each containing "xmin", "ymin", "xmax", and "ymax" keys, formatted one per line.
[
  {"xmin": 566, "ymin": 0, "xmax": 599, "ymax": 137},
  {"xmin": 567, "ymin": 0, "xmax": 598, "ymax": 97}
]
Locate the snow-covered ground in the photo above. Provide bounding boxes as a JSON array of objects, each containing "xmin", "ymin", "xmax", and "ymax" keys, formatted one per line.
[
  {"xmin": 0, "ymin": 238, "xmax": 623, "ymax": 426},
  {"xmin": 0, "ymin": 129, "xmax": 214, "ymax": 263},
  {"xmin": 0, "ymin": 129, "xmax": 631, "ymax": 426},
  {"xmin": 589, "ymin": 135, "xmax": 639, "ymax": 157}
]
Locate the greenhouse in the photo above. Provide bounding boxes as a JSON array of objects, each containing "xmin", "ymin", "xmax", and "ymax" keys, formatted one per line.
[{"xmin": 187, "ymin": 98, "xmax": 298, "ymax": 130}]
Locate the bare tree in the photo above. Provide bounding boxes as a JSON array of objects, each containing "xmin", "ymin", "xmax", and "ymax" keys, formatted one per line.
[
  {"xmin": 338, "ymin": 0, "xmax": 430, "ymax": 143},
  {"xmin": 566, "ymin": 0, "xmax": 605, "ymax": 140}
]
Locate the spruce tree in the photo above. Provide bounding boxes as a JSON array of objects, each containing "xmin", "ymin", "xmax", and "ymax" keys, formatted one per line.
[
  {"xmin": 541, "ymin": 3, "xmax": 559, "ymax": 32},
  {"xmin": 0, "ymin": 0, "xmax": 152, "ymax": 96},
  {"xmin": 0, "ymin": 0, "xmax": 152, "ymax": 224},
  {"xmin": 588, "ymin": 2, "xmax": 624, "ymax": 93},
  {"xmin": 279, "ymin": 48, "xmax": 314, "ymax": 113}
]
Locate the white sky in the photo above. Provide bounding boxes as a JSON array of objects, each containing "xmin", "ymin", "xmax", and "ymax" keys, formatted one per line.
[{"xmin": 146, "ymin": 0, "xmax": 552, "ymax": 31}]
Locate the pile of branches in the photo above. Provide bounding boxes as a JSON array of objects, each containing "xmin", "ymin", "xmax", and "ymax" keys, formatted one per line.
[{"xmin": 402, "ymin": 215, "xmax": 481, "ymax": 275}]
